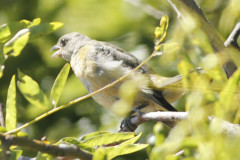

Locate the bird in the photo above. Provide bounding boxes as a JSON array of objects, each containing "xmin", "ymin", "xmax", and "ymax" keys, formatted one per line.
[{"xmin": 51, "ymin": 32, "xmax": 184, "ymax": 129}]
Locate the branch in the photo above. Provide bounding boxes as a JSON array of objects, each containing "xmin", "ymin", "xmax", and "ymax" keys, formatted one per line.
[
  {"xmin": 120, "ymin": 111, "xmax": 240, "ymax": 136},
  {"xmin": 0, "ymin": 103, "xmax": 5, "ymax": 127},
  {"xmin": 125, "ymin": 0, "xmax": 165, "ymax": 19},
  {"xmin": 224, "ymin": 22, "xmax": 240, "ymax": 50},
  {"xmin": 0, "ymin": 133, "xmax": 92, "ymax": 160},
  {"xmin": 168, "ymin": 0, "xmax": 238, "ymax": 78}
]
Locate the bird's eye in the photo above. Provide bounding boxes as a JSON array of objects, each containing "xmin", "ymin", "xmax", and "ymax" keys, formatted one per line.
[{"xmin": 60, "ymin": 38, "xmax": 68, "ymax": 47}]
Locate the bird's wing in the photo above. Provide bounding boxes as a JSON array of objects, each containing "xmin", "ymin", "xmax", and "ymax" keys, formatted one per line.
[{"xmin": 94, "ymin": 41, "xmax": 152, "ymax": 74}]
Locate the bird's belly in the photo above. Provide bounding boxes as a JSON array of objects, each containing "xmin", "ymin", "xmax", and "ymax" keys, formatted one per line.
[{"xmin": 84, "ymin": 78, "xmax": 120, "ymax": 109}]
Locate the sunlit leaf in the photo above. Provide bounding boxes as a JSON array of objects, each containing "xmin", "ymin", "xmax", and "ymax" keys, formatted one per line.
[
  {"xmin": 216, "ymin": 68, "xmax": 240, "ymax": 119},
  {"xmin": 2, "ymin": 20, "xmax": 63, "ymax": 57},
  {"xmin": 17, "ymin": 70, "xmax": 50, "ymax": 110},
  {"xmin": 80, "ymin": 131, "xmax": 112, "ymax": 141},
  {"xmin": 29, "ymin": 18, "xmax": 41, "ymax": 27},
  {"xmin": 9, "ymin": 149, "xmax": 23, "ymax": 160},
  {"xmin": 81, "ymin": 132, "xmax": 135, "ymax": 147},
  {"xmin": 3, "ymin": 32, "xmax": 30, "ymax": 56},
  {"xmin": 93, "ymin": 148, "xmax": 107, "ymax": 160},
  {"xmin": 154, "ymin": 15, "xmax": 169, "ymax": 48},
  {"xmin": 105, "ymin": 144, "xmax": 148, "ymax": 160},
  {"xmin": 0, "ymin": 20, "xmax": 30, "ymax": 43},
  {"xmin": 6, "ymin": 75, "xmax": 17, "ymax": 131},
  {"xmin": 36, "ymin": 152, "xmax": 49, "ymax": 160},
  {"xmin": 119, "ymin": 132, "xmax": 142, "ymax": 146},
  {"xmin": 29, "ymin": 22, "xmax": 64, "ymax": 40},
  {"xmin": 50, "ymin": 63, "xmax": 70, "ymax": 107},
  {"xmin": 0, "ymin": 52, "xmax": 5, "ymax": 78},
  {"xmin": 0, "ymin": 126, "xmax": 7, "ymax": 132},
  {"xmin": 60, "ymin": 137, "xmax": 94, "ymax": 152}
]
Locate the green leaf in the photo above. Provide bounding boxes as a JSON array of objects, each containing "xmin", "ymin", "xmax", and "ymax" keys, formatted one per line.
[
  {"xmin": 215, "ymin": 68, "xmax": 240, "ymax": 119},
  {"xmin": 0, "ymin": 126, "xmax": 7, "ymax": 132},
  {"xmin": 0, "ymin": 20, "xmax": 30, "ymax": 43},
  {"xmin": 0, "ymin": 52, "xmax": 5, "ymax": 78},
  {"xmin": 17, "ymin": 70, "xmax": 50, "ymax": 110},
  {"xmin": 119, "ymin": 132, "xmax": 142, "ymax": 146},
  {"xmin": 105, "ymin": 144, "xmax": 149, "ymax": 160},
  {"xmin": 6, "ymin": 75, "xmax": 17, "ymax": 131},
  {"xmin": 93, "ymin": 148, "xmax": 107, "ymax": 160},
  {"xmin": 59, "ymin": 137, "xmax": 94, "ymax": 152},
  {"xmin": 80, "ymin": 131, "xmax": 113, "ymax": 141},
  {"xmin": 3, "ymin": 32, "xmax": 30, "ymax": 56},
  {"xmin": 81, "ymin": 132, "xmax": 135, "ymax": 148},
  {"xmin": 154, "ymin": 15, "xmax": 169, "ymax": 48},
  {"xmin": 36, "ymin": 152, "xmax": 52, "ymax": 160},
  {"xmin": 10, "ymin": 149, "xmax": 23, "ymax": 160},
  {"xmin": 29, "ymin": 22, "xmax": 64, "ymax": 40},
  {"xmin": 2, "ymin": 20, "xmax": 63, "ymax": 57},
  {"xmin": 50, "ymin": 63, "xmax": 70, "ymax": 107},
  {"xmin": 29, "ymin": 18, "xmax": 41, "ymax": 27}
]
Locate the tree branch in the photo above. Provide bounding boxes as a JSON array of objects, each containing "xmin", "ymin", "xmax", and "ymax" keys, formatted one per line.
[
  {"xmin": 224, "ymin": 22, "xmax": 240, "ymax": 50},
  {"xmin": 120, "ymin": 111, "xmax": 240, "ymax": 136},
  {"xmin": 0, "ymin": 133, "xmax": 92, "ymax": 160},
  {"xmin": 0, "ymin": 103, "xmax": 5, "ymax": 127},
  {"xmin": 168, "ymin": 0, "xmax": 238, "ymax": 78}
]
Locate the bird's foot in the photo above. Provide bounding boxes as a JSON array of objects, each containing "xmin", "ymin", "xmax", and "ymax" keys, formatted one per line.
[
  {"xmin": 120, "ymin": 105, "xmax": 146, "ymax": 132},
  {"xmin": 120, "ymin": 116, "xmax": 138, "ymax": 132}
]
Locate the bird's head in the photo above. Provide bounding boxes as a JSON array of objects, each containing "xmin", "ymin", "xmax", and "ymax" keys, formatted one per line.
[{"xmin": 51, "ymin": 32, "xmax": 90, "ymax": 61}]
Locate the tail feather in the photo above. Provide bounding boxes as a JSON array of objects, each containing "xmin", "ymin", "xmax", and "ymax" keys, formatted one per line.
[{"xmin": 152, "ymin": 90, "xmax": 178, "ymax": 111}]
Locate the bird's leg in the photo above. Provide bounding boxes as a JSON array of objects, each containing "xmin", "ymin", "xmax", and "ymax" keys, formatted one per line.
[{"xmin": 120, "ymin": 104, "xmax": 148, "ymax": 132}]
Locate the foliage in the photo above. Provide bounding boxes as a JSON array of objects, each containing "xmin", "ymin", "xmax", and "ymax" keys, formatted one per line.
[{"xmin": 0, "ymin": 0, "xmax": 240, "ymax": 159}]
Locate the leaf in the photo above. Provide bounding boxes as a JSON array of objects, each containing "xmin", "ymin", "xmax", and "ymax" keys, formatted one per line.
[
  {"xmin": 81, "ymin": 132, "xmax": 135, "ymax": 148},
  {"xmin": 3, "ymin": 32, "xmax": 30, "ymax": 56},
  {"xmin": 154, "ymin": 15, "xmax": 169, "ymax": 49},
  {"xmin": 105, "ymin": 144, "xmax": 149, "ymax": 160},
  {"xmin": 9, "ymin": 149, "xmax": 23, "ymax": 160},
  {"xmin": 50, "ymin": 63, "xmax": 70, "ymax": 107},
  {"xmin": 2, "ymin": 20, "xmax": 63, "ymax": 57},
  {"xmin": 0, "ymin": 20, "xmax": 30, "ymax": 43},
  {"xmin": 0, "ymin": 52, "xmax": 5, "ymax": 78},
  {"xmin": 29, "ymin": 18, "xmax": 41, "ymax": 27},
  {"xmin": 93, "ymin": 148, "xmax": 107, "ymax": 160},
  {"xmin": 6, "ymin": 75, "xmax": 17, "ymax": 131},
  {"xmin": 0, "ymin": 126, "xmax": 7, "ymax": 132},
  {"xmin": 153, "ymin": 42, "xmax": 179, "ymax": 57},
  {"xmin": 216, "ymin": 68, "xmax": 240, "ymax": 119},
  {"xmin": 80, "ymin": 131, "xmax": 113, "ymax": 141},
  {"xmin": 59, "ymin": 137, "xmax": 94, "ymax": 152},
  {"xmin": 17, "ymin": 70, "xmax": 50, "ymax": 110},
  {"xmin": 29, "ymin": 22, "xmax": 64, "ymax": 40},
  {"xmin": 119, "ymin": 132, "xmax": 142, "ymax": 146}
]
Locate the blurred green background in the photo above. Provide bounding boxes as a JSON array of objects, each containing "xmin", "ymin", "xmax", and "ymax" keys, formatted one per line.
[{"xmin": 0, "ymin": 0, "xmax": 239, "ymax": 159}]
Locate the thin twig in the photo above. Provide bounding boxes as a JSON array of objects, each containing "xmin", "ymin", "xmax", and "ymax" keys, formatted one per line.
[
  {"xmin": 224, "ymin": 22, "xmax": 240, "ymax": 50},
  {"xmin": 0, "ymin": 103, "xmax": 5, "ymax": 127},
  {"xmin": 125, "ymin": 0, "xmax": 165, "ymax": 19},
  {"xmin": 0, "ymin": 133, "xmax": 92, "ymax": 160},
  {"xmin": 166, "ymin": 0, "xmax": 182, "ymax": 19}
]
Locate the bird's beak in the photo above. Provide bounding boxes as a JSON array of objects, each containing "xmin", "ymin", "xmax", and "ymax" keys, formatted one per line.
[{"xmin": 50, "ymin": 45, "xmax": 62, "ymax": 58}]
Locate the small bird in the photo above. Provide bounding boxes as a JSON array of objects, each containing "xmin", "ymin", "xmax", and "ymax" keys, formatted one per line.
[{"xmin": 51, "ymin": 32, "xmax": 184, "ymax": 124}]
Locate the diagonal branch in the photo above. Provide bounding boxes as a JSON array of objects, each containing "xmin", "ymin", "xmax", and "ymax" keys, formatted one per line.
[
  {"xmin": 168, "ymin": 0, "xmax": 238, "ymax": 78},
  {"xmin": 224, "ymin": 22, "xmax": 240, "ymax": 50},
  {"xmin": 0, "ymin": 133, "xmax": 92, "ymax": 160}
]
